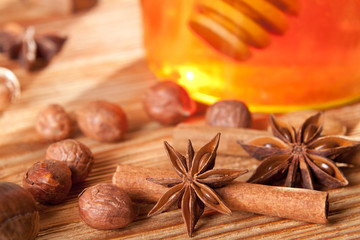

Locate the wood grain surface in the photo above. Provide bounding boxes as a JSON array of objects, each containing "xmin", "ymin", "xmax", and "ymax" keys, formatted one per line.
[{"xmin": 1, "ymin": 1, "xmax": 360, "ymax": 239}]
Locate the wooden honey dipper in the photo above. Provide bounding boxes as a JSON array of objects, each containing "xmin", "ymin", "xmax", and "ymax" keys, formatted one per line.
[{"xmin": 188, "ymin": 0, "xmax": 300, "ymax": 61}]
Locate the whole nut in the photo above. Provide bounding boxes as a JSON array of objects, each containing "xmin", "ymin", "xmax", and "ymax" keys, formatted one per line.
[
  {"xmin": 76, "ymin": 100, "xmax": 127, "ymax": 142},
  {"xmin": 46, "ymin": 139, "xmax": 94, "ymax": 183},
  {"xmin": 78, "ymin": 183, "xmax": 135, "ymax": 230},
  {"xmin": 206, "ymin": 100, "xmax": 252, "ymax": 128},
  {"xmin": 35, "ymin": 104, "xmax": 73, "ymax": 141},
  {"xmin": 0, "ymin": 182, "xmax": 39, "ymax": 240},
  {"xmin": 23, "ymin": 160, "xmax": 72, "ymax": 204},
  {"xmin": 143, "ymin": 81, "xmax": 196, "ymax": 125},
  {"xmin": 0, "ymin": 67, "xmax": 21, "ymax": 111}
]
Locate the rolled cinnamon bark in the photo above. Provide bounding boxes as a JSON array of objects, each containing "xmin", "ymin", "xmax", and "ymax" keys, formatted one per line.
[
  {"xmin": 172, "ymin": 122, "xmax": 350, "ymax": 157},
  {"xmin": 112, "ymin": 164, "xmax": 328, "ymax": 224}
]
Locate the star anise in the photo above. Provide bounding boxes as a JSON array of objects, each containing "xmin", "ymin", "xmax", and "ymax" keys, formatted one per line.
[
  {"xmin": 0, "ymin": 23, "xmax": 66, "ymax": 71},
  {"xmin": 147, "ymin": 133, "xmax": 247, "ymax": 237},
  {"xmin": 239, "ymin": 112, "xmax": 360, "ymax": 190}
]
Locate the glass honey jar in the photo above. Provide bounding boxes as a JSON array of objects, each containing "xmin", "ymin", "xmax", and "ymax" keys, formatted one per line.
[{"xmin": 141, "ymin": 0, "xmax": 360, "ymax": 112}]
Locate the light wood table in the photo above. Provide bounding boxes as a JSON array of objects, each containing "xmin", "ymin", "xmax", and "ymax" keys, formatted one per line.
[{"xmin": 1, "ymin": 1, "xmax": 360, "ymax": 239}]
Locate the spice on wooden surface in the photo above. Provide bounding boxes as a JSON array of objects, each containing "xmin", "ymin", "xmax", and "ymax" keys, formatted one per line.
[
  {"xmin": 277, "ymin": 110, "xmax": 347, "ymax": 135},
  {"xmin": 239, "ymin": 112, "xmax": 360, "ymax": 190},
  {"xmin": 146, "ymin": 133, "xmax": 247, "ymax": 237},
  {"xmin": 173, "ymin": 123, "xmax": 268, "ymax": 156},
  {"xmin": 0, "ymin": 22, "xmax": 67, "ymax": 71},
  {"xmin": 113, "ymin": 164, "xmax": 329, "ymax": 226},
  {"xmin": 172, "ymin": 118, "xmax": 354, "ymax": 161}
]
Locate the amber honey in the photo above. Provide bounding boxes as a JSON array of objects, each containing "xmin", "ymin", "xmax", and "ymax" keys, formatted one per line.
[{"xmin": 141, "ymin": 0, "xmax": 360, "ymax": 112}]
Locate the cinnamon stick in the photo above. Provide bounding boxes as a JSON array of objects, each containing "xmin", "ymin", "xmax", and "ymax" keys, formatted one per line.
[
  {"xmin": 172, "ymin": 123, "xmax": 268, "ymax": 156},
  {"xmin": 112, "ymin": 164, "xmax": 328, "ymax": 224},
  {"xmin": 172, "ymin": 124, "xmax": 360, "ymax": 165}
]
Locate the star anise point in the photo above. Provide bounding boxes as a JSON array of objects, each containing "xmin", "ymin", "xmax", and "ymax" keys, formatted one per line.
[
  {"xmin": 0, "ymin": 23, "xmax": 66, "ymax": 71},
  {"xmin": 240, "ymin": 112, "xmax": 359, "ymax": 190},
  {"xmin": 148, "ymin": 133, "xmax": 247, "ymax": 236}
]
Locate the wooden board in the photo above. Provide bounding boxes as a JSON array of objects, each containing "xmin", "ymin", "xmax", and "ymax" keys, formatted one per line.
[{"xmin": 1, "ymin": 0, "xmax": 360, "ymax": 239}]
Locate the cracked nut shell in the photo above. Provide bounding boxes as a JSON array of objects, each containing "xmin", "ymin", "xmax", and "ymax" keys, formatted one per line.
[
  {"xmin": 0, "ymin": 182, "xmax": 39, "ymax": 240},
  {"xmin": 23, "ymin": 160, "xmax": 72, "ymax": 204},
  {"xmin": 76, "ymin": 100, "xmax": 127, "ymax": 142},
  {"xmin": 78, "ymin": 183, "xmax": 135, "ymax": 230},
  {"xmin": 46, "ymin": 139, "xmax": 94, "ymax": 183}
]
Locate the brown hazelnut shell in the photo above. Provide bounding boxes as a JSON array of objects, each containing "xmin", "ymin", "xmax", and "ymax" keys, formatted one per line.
[
  {"xmin": 76, "ymin": 100, "xmax": 127, "ymax": 142},
  {"xmin": 206, "ymin": 100, "xmax": 252, "ymax": 128},
  {"xmin": 46, "ymin": 139, "xmax": 94, "ymax": 183},
  {"xmin": 23, "ymin": 160, "xmax": 72, "ymax": 205},
  {"xmin": 35, "ymin": 104, "xmax": 73, "ymax": 141},
  {"xmin": 78, "ymin": 183, "xmax": 135, "ymax": 230},
  {"xmin": 142, "ymin": 81, "xmax": 196, "ymax": 125},
  {"xmin": 0, "ymin": 182, "xmax": 39, "ymax": 240}
]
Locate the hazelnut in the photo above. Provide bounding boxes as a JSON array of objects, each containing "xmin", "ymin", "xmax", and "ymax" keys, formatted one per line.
[
  {"xmin": 0, "ymin": 67, "xmax": 21, "ymax": 111},
  {"xmin": 206, "ymin": 100, "xmax": 252, "ymax": 128},
  {"xmin": 78, "ymin": 183, "xmax": 135, "ymax": 230},
  {"xmin": 46, "ymin": 139, "xmax": 94, "ymax": 183},
  {"xmin": 76, "ymin": 100, "xmax": 127, "ymax": 142},
  {"xmin": 0, "ymin": 182, "xmax": 39, "ymax": 240},
  {"xmin": 142, "ymin": 81, "xmax": 196, "ymax": 125},
  {"xmin": 23, "ymin": 160, "xmax": 72, "ymax": 204},
  {"xmin": 35, "ymin": 104, "xmax": 73, "ymax": 141}
]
